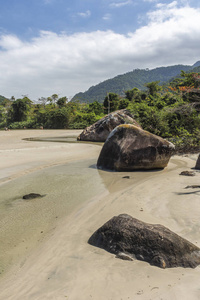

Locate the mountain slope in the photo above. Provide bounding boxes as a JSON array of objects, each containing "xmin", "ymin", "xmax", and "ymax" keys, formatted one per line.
[{"xmin": 72, "ymin": 62, "xmax": 200, "ymax": 104}]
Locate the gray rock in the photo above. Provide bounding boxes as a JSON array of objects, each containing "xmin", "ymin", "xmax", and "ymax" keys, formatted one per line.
[
  {"xmin": 88, "ymin": 214, "xmax": 200, "ymax": 269},
  {"xmin": 195, "ymin": 154, "xmax": 200, "ymax": 169},
  {"xmin": 97, "ymin": 124, "xmax": 175, "ymax": 171},
  {"xmin": 77, "ymin": 109, "xmax": 141, "ymax": 142}
]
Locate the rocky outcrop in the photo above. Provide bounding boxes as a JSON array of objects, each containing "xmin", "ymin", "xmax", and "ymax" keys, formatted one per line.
[
  {"xmin": 23, "ymin": 193, "xmax": 44, "ymax": 200},
  {"xmin": 77, "ymin": 109, "xmax": 141, "ymax": 142},
  {"xmin": 88, "ymin": 214, "xmax": 200, "ymax": 269},
  {"xmin": 179, "ymin": 171, "xmax": 196, "ymax": 176},
  {"xmin": 185, "ymin": 185, "xmax": 200, "ymax": 189},
  {"xmin": 195, "ymin": 154, "xmax": 200, "ymax": 169},
  {"xmin": 97, "ymin": 124, "xmax": 175, "ymax": 171}
]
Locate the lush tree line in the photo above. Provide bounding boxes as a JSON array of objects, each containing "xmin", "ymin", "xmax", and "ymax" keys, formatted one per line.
[
  {"xmin": 1, "ymin": 71, "xmax": 200, "ymax": 152},
  {"xmin": 0, "ymin": 94, "xmax": 104, "ymax": 130}
]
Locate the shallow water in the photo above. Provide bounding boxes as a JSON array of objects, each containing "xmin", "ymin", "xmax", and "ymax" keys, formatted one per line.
[
  {"xmin": 0, "ymin": 132, "xmax": 182, "ymax": 277},
  {"xmin": 23, "ymin": 136, "xmax": 103, "ymax": 146},
  {"xmin": 0, "ymin": 158, "xmax": 106, "ymax": 275}
]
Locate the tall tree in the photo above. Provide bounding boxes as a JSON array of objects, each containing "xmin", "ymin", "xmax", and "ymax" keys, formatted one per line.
[
  {"xmin": 10, "ymin": 97, "xmax": 32, "ymax": 122},
  {"xmin": 103, "ymin": 93, "xmax": 119, "ymax": 114},
  {"xmin": 57, "ymin": 96, "xmax": 67, "ymax": 108},
  {"xmin": 145, "ymin": 81, "xmax": 161, "ymax": 96}
]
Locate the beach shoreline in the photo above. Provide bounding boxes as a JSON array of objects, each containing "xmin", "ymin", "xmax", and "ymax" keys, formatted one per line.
[{"xmin": 0, "ymin": 130, "xmax": 200, "ymax": 300}]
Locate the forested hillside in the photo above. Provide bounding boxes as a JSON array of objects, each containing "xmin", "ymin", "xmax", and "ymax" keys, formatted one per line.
[{"xmin": 72, "ymin": 62, "xmax": 200, "ymax": 103}]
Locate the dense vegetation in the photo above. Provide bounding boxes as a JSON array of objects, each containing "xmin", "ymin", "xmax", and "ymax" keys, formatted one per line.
[
  {"xmin": 0, "ymin": 94, "xmax": 104, "ymax": 130},
  {"xmin": 72, "ymin": 62, "xmax": 200, "ymax": 103},
  {"xmin": 1, "ymin": 70, "xmax": 200, "ymax": 153}
]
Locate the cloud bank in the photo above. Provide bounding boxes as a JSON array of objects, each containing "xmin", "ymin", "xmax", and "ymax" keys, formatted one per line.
[{"xmin": 0, "ymin": 2, "xmax": 200, "ymax": 100}]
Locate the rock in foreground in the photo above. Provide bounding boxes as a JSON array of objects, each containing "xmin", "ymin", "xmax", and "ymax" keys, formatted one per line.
[
  {"xmin": 88, "ymin": 214, "xmax": 200, "ymax": 268},
  {"xmin": 97, "ymin": 124, "xmax": 174, "ymax": 171},
  {"xmin": 77, "ymin": 109, "xmax": 141, "ymax": 142}
]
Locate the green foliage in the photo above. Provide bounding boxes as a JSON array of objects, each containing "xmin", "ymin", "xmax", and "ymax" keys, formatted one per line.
[
  {"xmin": 103, "ymin": 93, "xmax": 120, "ymax": 114},
  {"xmin": 128, "ymin": 101, "xmax": 169, "ymax": 136},
  {"xmin": 126, "ymin": 71, "xmax": 200, "ymax": 153},
  {"xmin": 87, "ymin": 101, "xmax": 104, "ymax": 115},
  {"xmin": 124, "ymin": 88, "xmax": 146, "ymax": 102},
  {"xmin": 118, "ymin": 98, "xmax": 130, "ymax": 109},
  {"xmin": 145, "ymin": 81, "xmax": 161, "ymax": 96},
  {"xmin": 57, "ymin": 96, "xmax": 67, "ymax": 108},
  {"xmin": 0, "ymin": 105, "xmax": 7, "ymax": 126},
  {"xmin": 8, "ymin": 120, "xmax": 36, "ymax": 129},
  {"xmin": 164, "ymin": 105, "xmax": 200, "ymax": 136},
  {"xmin": 168, "ymin": 130, "xmax": 200, "ymax": 154},
  {"xmin": 10, "ymin": 97, "xmax": 32, "ymax": 123},
  {"xmin": 69, "ymin": 111, "xmax": 100, "ymax": 129},
  {"xmin": 44, "ymin": 108, "xmax": 69, "ymax": 129}
]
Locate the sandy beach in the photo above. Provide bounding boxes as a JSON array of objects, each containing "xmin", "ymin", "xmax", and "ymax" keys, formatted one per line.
[{"xmin": 0, "ymin": 129, "xmax": 200, "ymax": 300}]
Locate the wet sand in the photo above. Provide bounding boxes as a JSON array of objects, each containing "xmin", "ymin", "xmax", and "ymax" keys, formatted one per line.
[{"xmin": 0, "ymin": 130, "xmax": 200, "ymax": 300}]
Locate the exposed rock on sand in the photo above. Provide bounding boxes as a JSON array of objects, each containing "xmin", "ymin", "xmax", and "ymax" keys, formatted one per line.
[
  {"xmin": 97, "ymin": 124, "xmax": 175, "ymax": 171},
  {"xmin": 185, "ymin": 185, "xmax": 200, "ymax": 189},
  {"xmin": 23, "ymin": 193, "xmax": 44, "ymax": 200},
  {"xmin": 77, "ymin": 109, "xmax": 141, "ymax": 142},
  {"xmin": 195, "ymin": 154, "xmax": 200, "ymax": 169},
  {"xmin": 179, "ymin": 171, "xmax": 196, "ymax": 176},
  {"xmin": 88, "ymin": 214, "xmax": 200, "ymax": 269}
]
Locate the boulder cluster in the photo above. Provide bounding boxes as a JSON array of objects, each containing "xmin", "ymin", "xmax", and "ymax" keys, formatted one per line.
[{"xmin": 77, "ymin": 109, "xmax": 200, "ymax": 269}]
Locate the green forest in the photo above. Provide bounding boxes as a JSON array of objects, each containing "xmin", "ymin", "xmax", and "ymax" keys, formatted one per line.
[
  {"xmin": 72, "ymin": 63, "xmax": 200, "ymax": 103},
  {"xmin": 1, "ymin": 70, "xmax": 200, "ymax": 152}
]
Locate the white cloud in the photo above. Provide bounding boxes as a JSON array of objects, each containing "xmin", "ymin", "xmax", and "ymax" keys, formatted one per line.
[
  {"xmin": 110, "ymin": 0, "xmax": 133, "ymax": 8},
  {"xmin": 103, "ymin": 13, "xmax": 112, "ymax": 21},
  {"xmin": 143, "ymin": 0, "xmax": 158, "ymax": 2},
  {"xmin": 0, "ymin": 2, "xmax": 200, "ymax": 100},
  {"xmin": 0, "ymin": 34, "xmax": 23, "ymax": 50},
  {"xmin": 77, "ymin": 10, "xmax": 91, "ymax": 18}
]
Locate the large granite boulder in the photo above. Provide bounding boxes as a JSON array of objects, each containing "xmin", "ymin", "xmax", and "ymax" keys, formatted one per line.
[
  {"xmin": 77, "ymin": 109, "xmax": 141, "ymax": 142},
  {"xmin": 97, "ymin": 124, "xmax": 174, "ymax": 171},
  {"xmin": 195, "ymin": 154, "xmax": 200, "ymax": 169},
  {"xmin": 88, "ymin": 214, "xmax": 200, "ymax": 269}
]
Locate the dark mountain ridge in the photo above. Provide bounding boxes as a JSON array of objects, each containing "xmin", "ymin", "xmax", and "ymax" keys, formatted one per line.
[{"xmin": 72, "ymin": 61, "xmax": 200, "ymax": 104}]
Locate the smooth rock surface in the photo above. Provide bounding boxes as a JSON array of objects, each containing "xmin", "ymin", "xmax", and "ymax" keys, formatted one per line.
[
  {"xmin": 77, "ymin": 109, "xmax": 141, "ymax": 142},
  {"xmin": 88, "ymin": 214, "xmax": 200, "ymax": 269},
  {"xmin": 97, "ymin": 124, "xmax": 175, "ymax": 171},
  {"xmin": 195, "ymin": 154, "xmax": 200, "ymax": 169}
]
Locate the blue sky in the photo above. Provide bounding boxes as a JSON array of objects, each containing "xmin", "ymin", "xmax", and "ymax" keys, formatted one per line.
[
  {"xmin": 0, "ymin": 0, "xmax": 152, "ymax": 37},
  {"xmin": 0, "ymin": 0, "xmax": 200, "ymax": 100}
]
